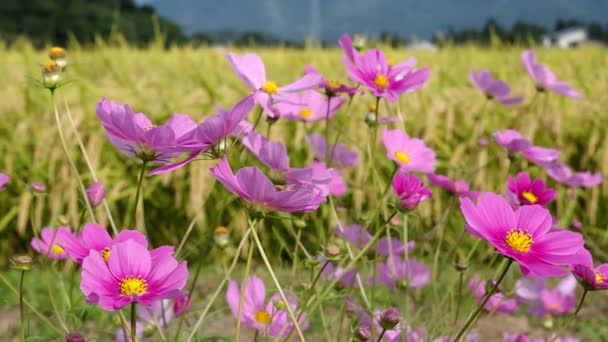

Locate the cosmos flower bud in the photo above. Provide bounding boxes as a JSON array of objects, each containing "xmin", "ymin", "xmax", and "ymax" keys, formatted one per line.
[
  {"xmin": 354, "ymin": 325, "xmax": 371, "ymax": 341},
  {"xmin": 294, "ymin": 219, "xmax": 307, "ymax": 229},
  {"xmin": 143, "ymin": 325, "xmax": 156, "ymax": 337},
  {"xmin": 324, "ymin": 243, "xmax": 341, "ymax": 259},
  {"xmin": 214, "ymin": 226, "xmax": 230, "ymax": 247},
  {"xmin": 570, "ymin": 219, "xmax": 583, "ymax": 231},
  {"xmin": 352, "ymin": 34, "xmax": 366, "ymax": 51},
  {"xmin": 64, "ymin": 331, "xmax": 85, "ymax": 342},
  {"xmin": 379, "ymin": 307, "xmax": 401, "ymax": 330},
  {"xmin": 11, "ymin": 255, "xmax": 33, "ymax": 271},
  {"xmin": 274, "ymin": 298, "xmax": 287, "ymax": 311},
  {"xmin": 174, "ymin": 293, "xmax": 193, "ymax": 317},
  {"xmin": 49, "ymin": 47, "xmax": 67, "ymax": 68},
  {"xmin": 41, "ymin": 60, "xmax": 61, "ymax": 87},
  {"xmin": 31, "ymin": 182, "xmax": 47, "ymax": 194},
  {"xmin": 306, "ymin": 258, "xmax": 320, "ymax": 268},
  {"xmin": 364, "ymin": 111, "xmax": 377, "ymax": 126},
  {"xmin": 86, "ymin": 182, "xmax": 105, "ymax": 207},
  {"xmin": 453, "ymin": 252, "xmax": 469, "ymax": 271}
]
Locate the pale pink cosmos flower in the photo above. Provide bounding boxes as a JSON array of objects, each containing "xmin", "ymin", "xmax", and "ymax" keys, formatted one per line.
[
  {"xmin": 375, "ymin": 256, "xmax": 431, "ymax": 291},
  {"xmin": 306, "ymin": 133, "xmax": 358, "ymax": 168},
  {"xmin": 0, "ymin": 173, "xmax": 9, "ymax": 191},
  {"xmin": 275, "ymin": 89, "xmax": 345, "ymax": 122},
  {"xmin": 469, "ymin": 277, "xmax": 518, "ymax": 313},
  {"xmin": 226, "ymin": 52, "xmax": 322, "ymax": 118},
  {"xmin": 382, "ymin": 127, "xmax": 436, "ymax": 173},
  {"xmin": 521, "ymin": 50, "xmax": 582, "ymax": 99},
  {"xmin": 31, "ymin": 226, "xmax": 72, "ymax": 259},
  {"xmin": 339, "ymin": 34, "xmax": 430, "ymax": 102},
  {"xmin": 541, "ymin": 162, "xmax": 602, "ymax": 188},
  {"xmin": 515, "ymin": 275, "xmax": 577, "ymax": 317},
  {"xmin": 493, "ymin": 129, "xmax": 560, "ymax": 165},
  {"xmin": 86, "ymin": 182, "xmax": 105, "ymax": 207},
  {"xmin": 470, "ymin": 69, "xmax": 523, "ymax": 105}
]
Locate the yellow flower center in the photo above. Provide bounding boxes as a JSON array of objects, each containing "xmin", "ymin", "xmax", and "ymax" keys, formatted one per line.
[
  {"xmin": 120, "ymin": 276, "xmax": 148, "ymax": 296},
  {"xmin": 522, "ymin": 191, "xmax": 539, "ymax": 204},
  {"xmin": 49, "ymin": 47, "xmax": 67, "ymax": 59},
  {"xmin": 394, "ymin": 151, "xmax": 410, "ymax": 164},
  {"xmin": 374, "ymin": 74, "xmax": 389, "ymax": 88},
  {"xmin": 50, "ymin": 244, "xmax": 65, "ymax": 255},
  {"xmin": 42, "ymin": 60, "xmax": 60, "ymax": 75},
  {"xmin": 299, "ymin": 108, "xmax": 313, "ymax": 118},
  {"xmin": 254, "ymin": 310, "xmax": 272, "ymax": 325},
  {"xmin": 505, "ymin": 229, "xmax": 533, "ymax": 253},
  {"xmin": 261, "ymin": 81, "xmax": 279, "ymax": 94},
  {"xmin": 100, "ymin": 247, "xmax": 111, "ymax": 262},
  {"xmin": 595, "ymin": 272, "xmax": 605, "ymax": 284},
  {"xmin": 326, "ymin": 80, "xmax": 340, "ymax": 89}
]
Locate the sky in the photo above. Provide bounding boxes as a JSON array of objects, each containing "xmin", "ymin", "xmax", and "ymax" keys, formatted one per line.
[{"xmin": 137, "ymin": 0, "xmax": 608, "ymax": 41}]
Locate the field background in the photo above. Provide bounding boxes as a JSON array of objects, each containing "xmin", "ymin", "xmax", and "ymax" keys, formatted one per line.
[{"xmin": 0, "ymin": 39, "xmax": 607, "ymax": 340}]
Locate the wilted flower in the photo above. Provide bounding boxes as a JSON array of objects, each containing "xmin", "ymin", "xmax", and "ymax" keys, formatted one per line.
[
  {"xmin": 506, "ymin": 172, "xmax": 556, "ymax": 207},
  {"xmin": 391, "ymin": 172, "xmax": 432, "ymax": 211},
  {"xmin": 81, "ymin": 240, "xmax": 188, "ymax": 311},
  {"xmin": 210, "ymin": 157, "xmax": 326, "ymax": 212},
  {"xmin": 469, "ymin": 69, "xmax": 523, "ymax": 105},
  {"xmin": 48, "ymin": 46, "xmax": 67, "ymax": 68},
  {"xmin": 460, "ymin": 193, "xmax": 587, "ymax": 276},
  {"xmin": 86, "ymin": 182, "xmax": 105, "ymax": 207},
  {"xmin": 41, "ymin": 60, "xmax": 61, "ymax": 86},
  {"xmin": 31, "ymin": 227, "xmax": 72, "ymax": 259},
  {"xmin": 0, "ymin": 173, "xmax": 9, "ymax": 191},
  {"xmin": 426, "ymin": 173, "xmax": 478, "ymax": 199},
  {"xmin": 225, "ymin": 275, "xmax": 308, "ymax": 336},
  {"xmin": 470, "ymin": 277, "xmax": 518, "ymax": 313},
  {"xmin": 275, "ymin": 90, "xmax": 345, "ymax": 122},
  {"xmin": 214, "ymin": 226, "xmax": 230, "ymax": 247},
  {"xmin": 11, "ymin": 255, "xmax": 33, "ymax": 271},
  {"xmin": 354, "ymin": 325, "xmax": 371, "ymax": 341},
  {"xmin": 226, "ymin": 52, "xmax": 322, "ymax": 118},
  {"xmin": 382, "ymin": 127, "xmax": 436, "ymax": 173},
  {"xmin": 339, "ymin": 34, "xmax": 430, "ymax": 102},
  {"xmin": 521, "ymin": 50, "xmax": 582, "ymax": 99}
]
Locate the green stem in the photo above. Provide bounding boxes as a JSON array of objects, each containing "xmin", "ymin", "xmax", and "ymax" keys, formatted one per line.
[
  {"xmin": 574, "ymin": 289, "xmax": 588, "ymax": 316},
  {"xmin": 453, "ymin": 259, "xmax": 513, "ymax": 341},
  {"xmin": 130, "ymin": 302, "xmax": 137, "ymax": 342},
  {"xmin": 550, "ymin": 288, "xmax": 588, "ymax": 342},
  {"xmin": 235, "ymin": 222, "xmax": 256, "ymax": 341},
  {"xmin": 376, "ymin": 329, "xmax": 387, "ymax": 342},
  {"xmin": 453, "ymin": 270, "xmax": 465, "ymax": 325},
  {"xmin": 19, "ymin": 270, "xmax": 25, "ymax": 342},
  {"xmin": 133, "ymin": 162, "xmax": 147, "ymax": 232}
]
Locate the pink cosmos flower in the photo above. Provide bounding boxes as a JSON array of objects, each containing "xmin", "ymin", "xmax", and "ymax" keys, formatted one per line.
[
  {"xmin": 114, "ymin": 299, "xmax": 174, "ymax": 342},
  {"xmin": 149, "ymin": 96, "xmax": 255, "ymax": 175},
  {"xmin": 392, "ymin": 172, "xmax": 432, "ymax": 211},
  {"xmin": 521, "ymin": 50, "xmax": 582, "ymax": 99},
  {"xmin": 303, "ymin": 64, "xmax": 359, "ymax": 96},
  {"xmin": 336, "ymin": 224, "xmax": 372, "ymax": 247},
  {"xmin": 506, "ymin": 172, "xmax": 556, "ymax": 207},
  {"xmin": 515, "ymin": 275, "xmax": 576, "ymax": 316},
  {"xmin": 339, "ymin": 34, "xmax": 430, "ymax": 102},
  {"xmin": 433, "ymin": 331, "xmax": 480, "ymax": 342},
  {"xmin": 493, "ymin": 130, "xmax": 561, "ymax": 165},
  {"xmin": 319, "ymin": 256, "xmax": 358, "ymax": 287},
  {"xmin": 226, "ymin": 52, "xmax": 322, "ymax": 118},
  {"xmin": 570, "ymin": 251, "xmax": 608, "ymax": 291},
  {"xmin": 226, "ymin": 275, "xmax": 308, "ymax": 337},
  {"xmin": 80, "ymin": 240, "xmax": 188, "ymax": 311},
  {"xmin": 61, "ymin": 223, "xmax": 147, "ymax": 264},
  {"xmin": 309, "ymin": 162, "xmax": 347, "ymax": 197},
  {"xmin": 469, "ymin": 277, "xmax": 518, "ymax": 313},
  {"xmin": 503, "ymin": 333, "xmax": 580, "ymax": 342},
  {"xmin": 469, "ymin": 69, "xmax": 523, "ymax": 105},
  {"xmin": 96, "ymin": 98, "xmax": 197, "ymax": 164},
  {"xmin": 173, "ymin": 292, "xmax": 193, "ymax": 317},
  {"xmin": 353, "ymin": 306, "xmax": 420, "ymax": 342},
  {"xmin": 274, "ymin": 90, "xmax": 345, "ymax": 122},
  {"xmin": 460, "ymin": 193, "xmax": 587, "ymax": 276},
  {"xmin": 541, "ymin": 162, "xmax": 602, "ymax": 188},
  {"xmin": 31, "ymin": 182, "xmax": 47, "ymax": 193},
  {"xmin": 382, "ymin": 127, "xmax": 436, "ymax": 173},
  {"xmin": 426, "ymin": 173, "xmax": 478, "ymax": 199},
  {"xmin": 305, "ymin": 133, "xmax": 358, "ymax": 168},
  {"xmin": 31, "ymin": 227, "xmax": 71, "ymax": 259},
  {"xmin": 376, "ymin": 237, "xmax": 415, "ymax": 257},
  {"xmin": 0, "ymin": 173, "xmax": 9, "ymax": 191},
  {"xmin": 86, "ymin": 182, "xmax": 105, "ymax": 207},
  {"xmin": 375, "ymin": 256, "xmax": 431, "ymax": 291},
  {"xmin": 210, "ymin": 157, "xmax": 326, "ymax": 212}
]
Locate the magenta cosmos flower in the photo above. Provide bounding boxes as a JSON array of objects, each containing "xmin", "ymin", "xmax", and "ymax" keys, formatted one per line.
[
  {"xmin": 570, "ymin": 251, "xmax": 608, "ymax": 291},
  {"xmin": 210, "ymin": 157, "xmax": 326, "ymax": 212},
  {"xmin": 382, "ymin": 127, "xmax": 436, "ymax": 173},
  {"xmin": 515, "ymin": 275, "xmax": 576, "ymax": 317},
  {"xmin": 226, "ymin": 52, "xmax": 322, "ymax": 118},
  {"xmin": 96, "ymin": 98, "xmax": 197, "ymax": 164},
  {"xmin": 426, "ymin": 173, "xmax": 478, "ymax": 199},
  {"xmin": 469, "ymin": 69, "xmax": 523, "ymax": 105},
  {"xmin": 521, "ymin": 50, "xmax": 582, "ymax": 99},
  {"xmin": 85, "ymin": 182, "xmax": 105, "ymax": 207},
  {"xmin": 308, "ymin": 161, "xmax": 347, "ymax": 197},
  {"xmin": 469, "ymin": 277, "xmax": 518, "ymax": 313},
  {"xmin": 541, "ymin": 162, "xmax": 602, "ymax": 188},
  {"xmin": 339, "ymin": 34, "xmax": 430, "ymax": 102},
  {"xmin": 61, "ymin": 223, "xmax": 147, "ymax": 263},
  {"xmin": 0, "ymin": 173, "xmax": 9, "ymax": 191},
  {"xmin": 81, "ymin": 240, "xmax": 188, "ymax": 311},
  {"xmin": 226, "ymin": 275, "xmax": 308, "ymax": 337},
  {"xmin": 507, "ymin": 172, "xmax": 556, "ymax": 207},
  {"xmin": 303, "ymin": 64, "xmax": 359, "ymax": 96},
  {"xmin": 375, "ymin": 256, "xmax": 431, "ymax": 291},
  {"xmin": 493, "ymin": 129, "xmax": 560, "ymax": 165},
  {"xmin": 149, "ymin": 96, "xmax": 255, "ymax": 175},
  {"xmin": 274, "ymin": 89, "xmax": 345, "ymax": 122},
  {"xmin": 392, "ymin": 172, "xmax": 432, "ymax": 211},
  {"xmin": 460, "ymin": 192, "xmax": 587, "ymax": 276},
  {"xmin": 31, "ymin": 227, "xmax": 71, "ymax": 259},
  {"xmin": 306, "ymin": 133, "xmax": 358, "ymax": 168},
  {"xmin": 336, "ymin": 224, "xmax": 371, "ymax": 247}
]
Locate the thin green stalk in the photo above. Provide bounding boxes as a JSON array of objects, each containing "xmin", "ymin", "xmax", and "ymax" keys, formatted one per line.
[
  {"xmin": 453, "ymin": 259, "xmax": 513, "ymax": 341},
  {"xmin": 185, "ymin": 229, "xmax": 251, "ymax": 342},
  {"xmin": 249, "ymin": 222, "xmax": 306, "ymax": 341},
  {"xmin": 453, "ymin": 271, "xmax": 465, "ymax": 325},
  {"xmin": 318, "ymin": 304, "xmax": 333, "ymax": 342},
  {"xmin": 550, "ymin": 288, "xmax": 589, "ymax": 342},
  {"xmin": 51, "ymin": 91, "xmax": 96, "ymax": 222},
  {"xmin": 235, "ymin": 223, "xmax": 256, "ymax": 341},
  {"xmin": 19, "ymin": 270, "xmax": 25, "ymax": 342},
  {"xmin": 44, "ymin": 266, "xmax": 69, "ymax": 333},
  {"xmin": 130, "ymin": 302, "xmax": 137, "ymax": 342},
  {"xmin": 175, "ymin": 213, "xmax": 200, "ymax": 258},
  {"xmin": 376, "ymin": 329, "xmax": 387, "ymax": 342},
  {"xmin": 133, "ymin": 161, "xmax": 147, "ymax": 232}
]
